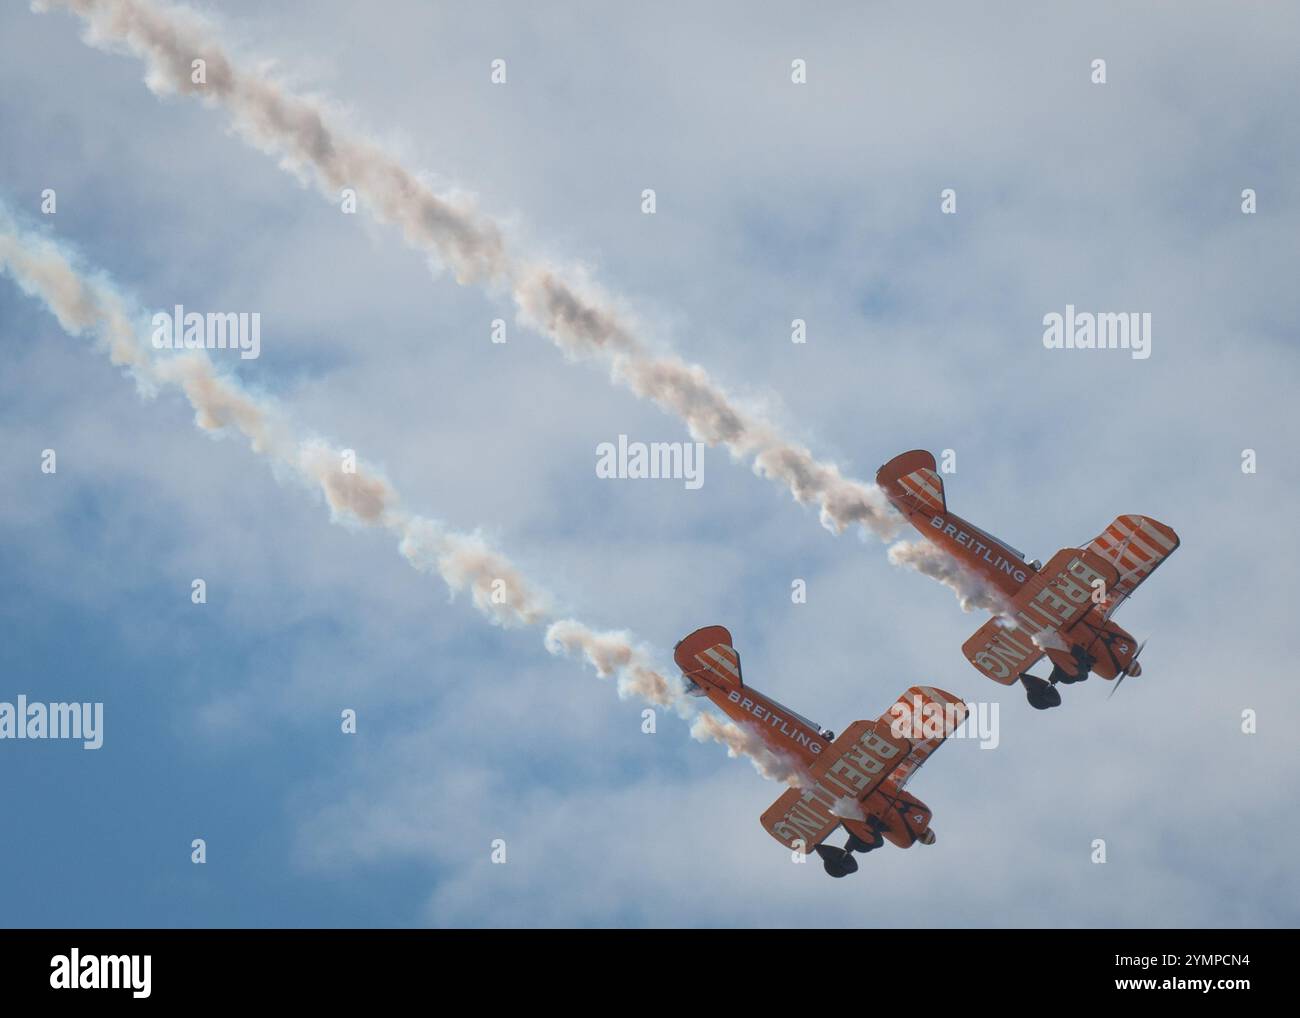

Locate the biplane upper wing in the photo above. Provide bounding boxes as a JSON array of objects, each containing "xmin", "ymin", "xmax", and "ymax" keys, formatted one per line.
[
  {"xmin": 759, "ymin": 719, "xmax": 911, "ymax": 852},
  {"xmin": 962, "ymin": 547, "xmax": 1119, "ymax": 683},
  {"xmin": 1083, "ymin": 514, "xmax": 1180, "ymax": 617},
  {"xmin": 877, "ymin": 685, "xmax": 969, "ymax": 796},
  {"xmin": 863, "ymin": 687, "xmax": 968, "ymax": 847}
]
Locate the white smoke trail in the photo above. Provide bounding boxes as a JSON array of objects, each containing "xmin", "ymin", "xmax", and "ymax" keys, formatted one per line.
[
  {"xmin": 0, "ymin": 211, "xmax": 791, "ymax": 781},
  {"xmin": 35, "ymin": 0, "xmax": 955, "ymax": 566},
  {"xmin": 887, "ymin": 540, "xmax": 1015, "ymax": 616},
  {"xmin": 542, "ymin": 619, "xmax": 806, "ymax": 784},
  {"xmin": 543, "ymin": 619, "xmax": 677, "ymax": 707},
  {"xmin": 688, "ymin": 712, "xmax": 806, "ymax": 788},
  {"xmin": 1030, "ymin": 627, "xmax": 1069, "ymax": 653}
]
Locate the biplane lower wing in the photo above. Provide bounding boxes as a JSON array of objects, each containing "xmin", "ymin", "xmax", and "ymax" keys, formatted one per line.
[
  {"xmin": 962, "ymin": 617, "xmax": 1043, "ymax": 684},
  {"xmin": 962, "ymin": 547, "xmax": 1119, "ymax": 683}
]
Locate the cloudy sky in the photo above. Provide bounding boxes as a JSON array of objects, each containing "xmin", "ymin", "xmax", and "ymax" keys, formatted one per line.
[{"xmin": 2, "ymin": 0, "xmax": 1297, "ymax": 927}]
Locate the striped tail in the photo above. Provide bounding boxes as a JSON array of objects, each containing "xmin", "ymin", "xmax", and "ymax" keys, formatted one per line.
[
  {"xmin": 876, "ymin": 449, "xmax": 947, "ymax": 516},
  {"xmin": 673, "ymin": 625, "xmax": 744, "ymax": 689}
]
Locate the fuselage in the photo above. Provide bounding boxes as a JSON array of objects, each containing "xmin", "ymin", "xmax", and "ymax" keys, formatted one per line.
[
  {"xmin": 875, "ymin": 450, "xmax": 1037, "ymax": 599},
  {"xmin": 695, "ymin": 674, "xmax": 830, "ymax": 766},
  {"xmin": 913, "ymin": 508, "xmax": 1036, "ymax": 598},
  {"xmin": 674, "ymin": 625, "xmax": 831, "ymax": 765}
]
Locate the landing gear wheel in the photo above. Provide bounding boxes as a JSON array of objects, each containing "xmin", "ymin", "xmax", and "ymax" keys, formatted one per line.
[
  {"xmin": 814, "ymin": 845, "xmax": 859, "ymax": 878},
  {"xmin": 1019, "ymin": 672, "xmax": 1062, "ymax": 710},
  {"xmin": 845, "ymin": 831, "xmax": 884, "ymax": 854},
  {"xmin": 1049, "ymin": 663, "xmax": 1086, "ymax": 686},
  {"xmin": 918, "ymin": 829, "xmax": 936, "ymax": 846}
]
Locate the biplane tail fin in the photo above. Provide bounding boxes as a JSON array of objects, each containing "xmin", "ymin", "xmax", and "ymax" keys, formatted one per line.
[
  {"xmin": 876, "ymin": 449, "xmax": 947, "ymax": 516},
  {"xmin": 673, "ymin": 625, "xmax": 743, "ymax": 691}
]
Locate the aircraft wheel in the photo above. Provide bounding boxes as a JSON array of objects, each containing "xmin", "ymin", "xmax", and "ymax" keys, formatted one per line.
[
  {"xmin": 846, "ymin": 832, "xmax": 883, "ymax": 854},
  {"xmin": 918, "ymin": 829, "xmax": 936, "ymax": 846},
  {"xmin": 814, "ymin": 845, "xmax": 859, "ymax": 878},
  {"xmin": 1051, "ymin": 665, "xmax": 1084, "ymax": 685},
  {"xmin": 1019, "ymin": 673, "xmax": 1062, "ymax": 710}
]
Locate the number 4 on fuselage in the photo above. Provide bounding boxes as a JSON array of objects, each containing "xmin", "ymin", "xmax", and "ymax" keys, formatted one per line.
[{"xmin": 876, "ymin": 450, "xmax": 1180, "ymax": 710}]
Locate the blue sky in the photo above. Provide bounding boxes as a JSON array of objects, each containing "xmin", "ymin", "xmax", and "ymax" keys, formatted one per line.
[{"xmin": 2, "ymin": 0, "xmax": 1298, "ymax": 927}]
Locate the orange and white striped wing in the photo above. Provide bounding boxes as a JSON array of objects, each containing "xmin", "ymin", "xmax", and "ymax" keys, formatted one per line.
[
  {"xmin": 877, "ymin": 686, "xmax": 969, "ymax": 796},
  {"xmin": 962, "ymin": 616, "xmax": 1044, "ymax": 685},
  {"xmin": 1085, "ymin": 515, "xmax": 1180, "ymax": 615}
]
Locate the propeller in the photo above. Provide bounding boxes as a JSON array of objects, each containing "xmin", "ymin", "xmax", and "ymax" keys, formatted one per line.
[{"xmin": 1108, "ymin": 638, "xmax": 1147, "ymax": 699}]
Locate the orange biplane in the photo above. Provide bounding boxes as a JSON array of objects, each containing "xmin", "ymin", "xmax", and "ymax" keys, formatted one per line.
[
  {"xmin": 675, "ymin": 625, "xmax": 966, "ymax": 878},
  {"xmin": 876, "ymin": 449, "xmax": 1180, "ymax": 709}
]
